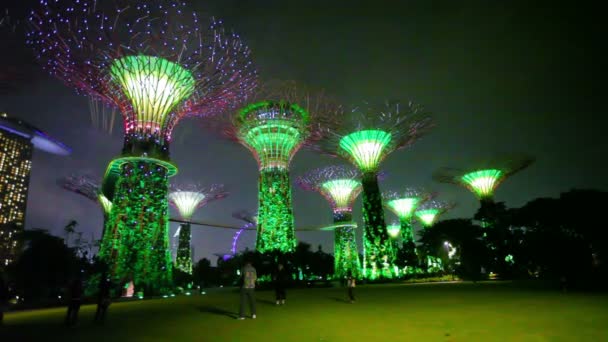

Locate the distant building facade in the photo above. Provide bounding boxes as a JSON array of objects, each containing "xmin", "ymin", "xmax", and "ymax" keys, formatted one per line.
[{"xmin": 0, "ymin": 113, "xmax": 70, "ymax": 267}]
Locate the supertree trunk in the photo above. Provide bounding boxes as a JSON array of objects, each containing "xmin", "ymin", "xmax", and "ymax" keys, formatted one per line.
[
  {"xmin": 361, "ymin": 172, "xmax": 392, "ymax": 279},
  {"xmin": 256, "ymin": 168, "xmax": 296, "ymax": 253},
  {"xmin": 332, "ymin": 211, "xmax": 361, "ymax": 279},
  {"xmin": 176, "ymin": 223, "xmax": 192, "ymax": 274},
  {"xmin": 99, "ymin": 160, "xmax": 172, "ymax": 294}
]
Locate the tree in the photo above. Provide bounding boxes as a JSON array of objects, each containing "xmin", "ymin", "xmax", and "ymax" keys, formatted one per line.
[
  {"xmin": 8, "ymin": 229, "xmax": 85, "ymax": 302},
  {"xmin": 419, "ymin": 219, "xmax": 489, "ymax": 281}
]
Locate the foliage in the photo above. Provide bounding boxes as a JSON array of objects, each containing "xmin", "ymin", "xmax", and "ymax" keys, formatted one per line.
[{"xmin": 6, "ymin": 229, "xmax": 88, "ymax": 302}]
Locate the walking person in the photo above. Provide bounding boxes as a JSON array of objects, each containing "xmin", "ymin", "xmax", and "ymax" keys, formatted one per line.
[
  {"xmin": 238, "ymin": 260, "xmax": 257, "ymax": 320},
  {"xmin": 64, "ymin": 276, "xmax": 83, "ymax": 326},
  {"xmin": 273, "ymin": 263, "xmax": 288, "ymax": 305},
  {"xmin": 94, "ymin": 273, "xmax": 112, "ymax": 324},
  {"xmin": 346, "ymin": 272, "xmax": 356, "ymax": 303}
]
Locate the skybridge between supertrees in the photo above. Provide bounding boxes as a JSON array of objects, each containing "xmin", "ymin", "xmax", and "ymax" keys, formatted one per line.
[
  {"xmin": 433, "ymin": 155, "xmax": 534, "ymax": 227},
  {"xmin": 169, "ymin": 184, "xmax": 228, "ymax": 274},
  {"xmin": 28, "ymin": 0, "xmax": 256, "ymax": 294},
  {"xmin": 222, "ymin": 81, "xmax": 340, "ymax": 253},
  {"xmin": 317, "ymin": 101, "xmax": 433, "ymax": 279},
  {"xmin": 296, "ymin": 165, "xmax": 363, "ymax": 279}
]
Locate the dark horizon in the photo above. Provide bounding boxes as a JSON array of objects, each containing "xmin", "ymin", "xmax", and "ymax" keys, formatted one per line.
[{"xmin": 1, "ymin": 0, "xmax": 604, "ymax": 264}]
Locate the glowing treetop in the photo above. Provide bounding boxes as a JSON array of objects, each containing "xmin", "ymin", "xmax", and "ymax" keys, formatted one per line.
[
  {"xmin": 433, "ymin": 155, "xmax": 535, "ymax": 201},
  {"xmin": 386, "ymin": 223, "xmax": 401, "ymax": 238},
  {"xmin": 169, "ymin": 184, "xmax": 228, "ymax": 221},
  {"xmin": 58, "ymin": 174, "xmax": 112, "ymax": 214},
  {"xmin": 383, "ymin": 188, "xmax": 431, "ymax": 220},
  {"xmin": 295, "ymin": 165, "xmax": 362, "ymax": 216},
  {"xmin": 415, "ymin": 200, "xmax": 456, "ymax": 227},
  {"xmin": 27, "ymin": 0, "xmax": 257, "ymax": 160},
  {"xmin": 226, "ymin": 81, "xmax": 339, "ymax": 170},
  {"xmin": 320, "ymin": 101, "xmax": 433, "ymax": 172}
]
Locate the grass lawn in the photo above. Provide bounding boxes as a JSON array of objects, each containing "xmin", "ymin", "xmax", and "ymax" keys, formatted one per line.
[{"xmin": 2, "ymin": 281, "xmax": 608, "ymax": 341}]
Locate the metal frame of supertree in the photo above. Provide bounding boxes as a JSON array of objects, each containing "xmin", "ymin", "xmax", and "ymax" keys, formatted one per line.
[
  {"xmin": 168, "ymin": 184, "xmax": 228, "ymax": 274},
  {"xmin": 415, "ymin": 199, "xmax": 456, "ymax": 228},
  {"xmin": 220, "ymin": 80, "xmax": 341, "ymax": 254},
  {"xmin": 58, "ymin": 174, "xmax": 111, "ymax": 215},
  {"xmin": 316, "ymin": 101, "xmax": 433, "ymax": 279},
  {"xmin": 231, "ymin": 210, "xmax": 257, "ymax": 256},
  {"xmin": 295, "ymin": 165, "xmax": 363, "ymax": 279},
  {"xmin": 27, "ymin": 0, "xmax": 256, "ymax": 294}
]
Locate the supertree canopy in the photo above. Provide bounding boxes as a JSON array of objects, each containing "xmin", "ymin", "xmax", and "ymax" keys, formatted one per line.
[
  {"xmin": 383, "ymin": 188, "xmax": 431, "ymax": 242},
  {"xmin": 296, "ymin": 165, "xmax": 363, "ymax": 278},
  {"xmin": 415, "ymin": 200, "xmax": 456, "ymax": 227},
  {"xmin": 386, "ymin": 223, "xmax": 401, "ymax": 239},
  {"xmin": 433, "ymin": 155, "xmax": 534, "ymax": 203},
  {"xmin": 169, "ymin": 184, "xmax": 228, "ymax": 274},
  {"xmin": 27, "ymin": 0, "xmax": 256, "ymax": 293},
  {"xmin": 317, "ymin": 101, "xmax": 433, "ymax": 279},
  {"xmin": 222, "ymin": 81, "xmax": 341, "ymax": 253},
  {"xmin": 58, "ymin": 174, "xmax": 112, "ymax": 217}
]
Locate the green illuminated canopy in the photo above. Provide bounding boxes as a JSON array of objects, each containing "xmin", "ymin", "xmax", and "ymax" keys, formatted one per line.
[
  {"xmin": 415, "ymin": 209, "xmax": 440, "ymax": 227},
  {"xmin": 386, "ymin": 198, "xmax": 421, "ymax": 219},
  {"xmin": 168, "ymin": 191, "xmax": 207, "ymax": 220},
  {"xmin": 321, "ymin": 179, "xmax": 362, "ymax": 212},
  {"xmin": 460, "ymin": 169, "xmax": 503, "ymax": 198},
  {"xmin": 110, "ymin": 55, "xmax": 195, "ymax": 133},
  {"xmin": 238, "ymin": 102, "xmax": 309, "ymax": 170},
  {"xmin": 339, "ymin": 129, "xmax": 392, "ymax": 172},
  {"xmin": 387, "ymin": 224, "xmax": 401, "ymax": 238}
]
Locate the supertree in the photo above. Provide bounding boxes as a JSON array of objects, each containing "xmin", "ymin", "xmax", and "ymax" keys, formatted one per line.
[
  {"xmin": 295, "ymin": 165, "xmax": 363, "ymax": 279},
  {"xmin": 27, "ymin": 0, "xmax": 256, "ymax": 293},
  {"xmin": 169, "ymin": 184, "xmax": 228, "ymax": 274},
  {"xmin": 383, "ymin": 188, "xmax": 431, "ymax": 243},
  {"xmin": 231, "ymin": 210, "xmax": 257, "ymax": 256},
  {"xmin": 415, "ymin": 199, "xmax": 456, "ymax": 228},
  {"xmin": 433, "ymin": 155, "xmax": 534, "ymax": 226},
  {"xmin": 316, "ymin": 101, "xmax": 433, "ymax": 279},
  {"xmin": 414, "ymin": 199, "xmax": 456, "ymax": 273},
  {"xmin": 58, "ymin": 174, "xmax": 112, "ymax": 220},
  {"xmin": 220, "ymin": 81, "xmax": 341, "ymax": 253}
]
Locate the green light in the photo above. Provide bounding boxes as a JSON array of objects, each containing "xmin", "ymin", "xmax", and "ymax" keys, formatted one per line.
[
  {"xmin": 386, "ymin": 198, "xmax": 420, "ymax": 219},
  {"xmin": 416, "ymin": 209, "xmax": 440, "ymax": 227},
  {"xmin": 243, "ymin": 121, "xmax": 302, "ymax": 169},
  {"xmin": 387, "ymin": 224, "xmax": 401, "ymax": 238},
  {"xmin": 110, "ymin": 55, "xmax": 195, "ymax": 132},
  {"xmin": 339, "ymin": 130, "xmax": 392, "ymax": 172},
  {"xmin": 99, "ymin": 160, "xmax": 173, "ymax": 294},
  {"xmin": 175, "ymin": 223, "xmax": 192, "ymax": 274},
  {"xmin": 321, "ymin": 179, "xmax": 361, "ymax": 211},
  {"xmin": 256, "ymin": 169, "xmax": 296, "ymax": 253},
  {"xmin": 461, "ymin": 169, "xmax": 503, "ymax": 198},
  {"xmin": 98, "ymin": 194, "xmax": 112, "ymax": 215}
]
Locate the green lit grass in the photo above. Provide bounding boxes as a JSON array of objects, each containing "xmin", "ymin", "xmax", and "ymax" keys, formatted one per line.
[{"xmin": 3, "ymin": 282, "xmax": 608, "ymax": 341}]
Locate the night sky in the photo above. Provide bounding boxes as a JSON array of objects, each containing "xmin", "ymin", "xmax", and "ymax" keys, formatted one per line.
[{"xmin": 1, "ymin": 0, "xmax": 604, "ymax": 264}]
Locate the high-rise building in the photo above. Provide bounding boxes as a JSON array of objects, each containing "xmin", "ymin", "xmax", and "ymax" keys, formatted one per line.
[{"xmin": 0, "ymin": 113, "xmax": 70, "ymax": 267}]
